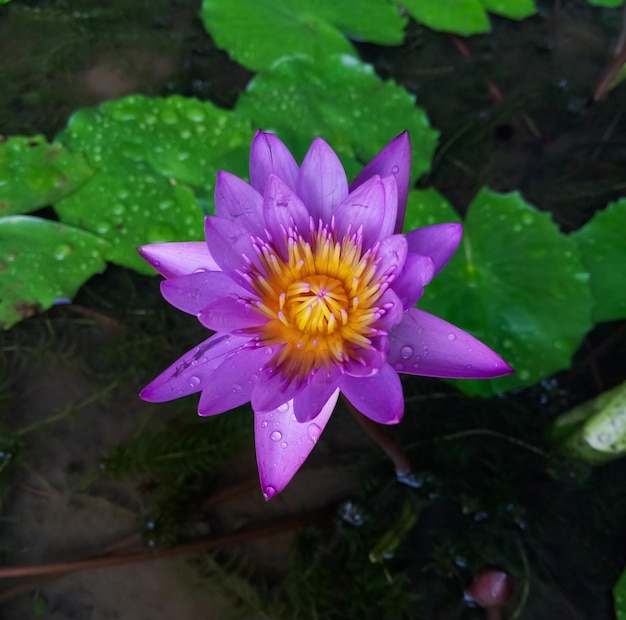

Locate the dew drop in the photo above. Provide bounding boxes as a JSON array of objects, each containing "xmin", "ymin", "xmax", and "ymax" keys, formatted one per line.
[
  {"xmin": 391, "ymin": 165, "xmax": 400, "ymax": 174},
  {"xmin": 394, "ymin": 362, "xmax": 404, "ymax": 371},
  {"xmin": 307, "ymin": 423, "xmax": 322, "ymax": 442},
  {"xmin": 280, "ymin": 442, "xmax": 288, "ymax": 449},
  {"xmin": 277, "ymin": 403, "xmax": 289, "ymax": 413},
  {"xmin": 465, "ymin": 364, "xmax": 473, "ymax": 370},
  {"xmin": 147, "ymin": 224, "xmax": 175, "ymax": 243},
  {"xmin": 270, "ymin": 430, "xmax": 282, "ymax": 442},
  {"xmin": 263, "ymin": 486, "xmax": 276, "ymax": 501},
  {"xmin": 447, "ymin": 332, "xmax": 456, "ymax": 341},
  {"xmin": 261, "ymin": 420, "xmax": 268, "ymax": 428},
  {"xmin": 189, "ymin": 376, "xmax": 200, "ymax": 388},
  {"xmin": 400, "ymin": 346, "xmax": 413, "ymax": 359},
  {"xmin": 232, "ymin": 383, "xmax": 243, "ymax": 393},
  {"xmin": 54, "ymin": 244, "xmax": 72, "ymax": 260}
]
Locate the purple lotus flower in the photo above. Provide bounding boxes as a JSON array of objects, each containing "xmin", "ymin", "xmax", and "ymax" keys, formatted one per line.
[{"xmin": 139, "ymin": 131, "xmax": 513, "ymax": 498}]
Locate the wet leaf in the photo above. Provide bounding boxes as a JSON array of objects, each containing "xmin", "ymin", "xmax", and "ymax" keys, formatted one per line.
[
  {"xmin": 570, "ymin": 198, "xmax": 626, "ymax": 323},
  {"xmin": 236, "ymin": 55, "xmax": 439, "ymax": 182},
  {"xmin": 200, "ymin": 0, "xmax": 407, "ymax": 71},
  {"xmin": 54, "ymin": 95, "xmax": 252, "ymax": 273},
  {"xmin": 480, "ymin": 0, "xmax": 536, "ymax": 19},
  {"xmin": 403, "ymin": 187, "xmax": 593, "ymax": 396},
  {"xmin": 0, "ymin": 135, "xmax": 93, "ymax": 216},
  {"xmin": 401, "ymin": 0, "xmax": 491, "ymax": 35},
  {"xmin": 0, "ymin": 216, "xmax": 108, "ymax": 330}
]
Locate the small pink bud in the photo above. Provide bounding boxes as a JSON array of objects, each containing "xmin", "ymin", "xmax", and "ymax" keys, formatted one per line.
[{"xmin": 466, "ymin": 567, "xmax": 514, "ymax": 608}]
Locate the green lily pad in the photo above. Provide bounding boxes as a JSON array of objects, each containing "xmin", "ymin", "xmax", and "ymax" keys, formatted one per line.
[
  {"xmin": 0, "ymin": 135, "xmax": 93, "ymax": 216},
  {"xmin": 236, "ymin": 55, "xmax": 439, "ymax": 182},
  {"xmin": 570, "ymin": 199, "xmax": 626, "ymax": 323},
  {"xmin": 401, "ymin": 0, "xmax": 491, "ymax": 35},
  {"xmin": 200, "ymin": 0, "xmax": 407, "ymax": 71},
  {"xmin": 616, "ymin": 567, "xmax": 626, "ymax": 620},
  {"xmin": 480, "ymin": 0, "xmax": 537, "ymax": 19},
  {"xmin": 0, "ymin": 216, "xmax": 108, "ymax": 330},
  {"xmin": 55, "ymin": 95, "xmax": 252, "ymax": 273},
  {"xmin": 404, "ymin": 187, "xmax": 593, "ymax": 396}
]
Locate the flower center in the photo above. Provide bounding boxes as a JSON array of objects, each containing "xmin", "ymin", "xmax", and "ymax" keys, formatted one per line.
[{"xmin": 247, "ymin": 221, "xmax": 387, "ymax": 382}]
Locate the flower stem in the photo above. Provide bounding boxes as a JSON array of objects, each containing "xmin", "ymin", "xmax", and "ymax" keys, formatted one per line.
[{"xmin": 343, "ymin": 397, "xmax": 411, "ymax": 475}]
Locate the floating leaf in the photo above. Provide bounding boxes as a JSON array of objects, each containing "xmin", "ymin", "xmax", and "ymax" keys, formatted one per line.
[
  {"xmin": 0, "ymin": 216, "xmax": 108, "ymax": 329},
  {"xmin": 55, "ymin": 95, "xmax": 252, "ymax": 273},
  {"xmin": 570, "ymin": 199, "xmax": 626, "ymax": 323},
  {"xmin": 0, "ymin": 135, "xmax": 93, "ymax": 216},
  {"xmin": 236, "ymin": 55, "xmax": 439, "ymax": 182},
  {"xmin": 480, "ymin": 0, "xmax": 537, "ymax": 19},
  {"xmin": 401, "ymin": 0, "xmax": 490, "ymax": 35},
  {"xmin": 200, "ymin": 0, "xmax": 407, "ymax": 71},
  {"xmin": 404, "ymin": 188, "xmax": 593, "ymax": 396}
]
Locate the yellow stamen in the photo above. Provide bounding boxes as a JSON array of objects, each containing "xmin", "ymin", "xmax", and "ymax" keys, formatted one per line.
[{"xmin": 247, "ymin": 223, "xmax": 390, "ymax": 382}]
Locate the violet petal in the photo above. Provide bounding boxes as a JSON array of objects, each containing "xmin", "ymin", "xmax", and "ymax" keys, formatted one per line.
[
  {"xmin": 215, "ymin": 171, "xmax": 265, "ymax": 237},
  {"xmin": 378, "ymin": 174, "xmax": 399, "ymax": 241},
  {"xmin": 405, "ymin": 223, "xmax": 462, "ymax": 275},
  {"xmin": 161, "ymin": 271, "xmax": 248, "ymax": 315},
  {"xmin": 375, "ymin": 234, "xmax": 408, "ymax": 282},
  {"xmin": 198, "ymin": 297, "xmax": 266, "ymax": 332},
  {"xmin": 350, "ymin": 132, "xmax": 411, "ymax": 233},
  {"xmin": 292, "ymin": 367, "xmax": 342, "ymax": 422},
  {"xmin": 251, "ymin": 364, "xmax": 303, "ymax": 413},
  {"xmin": 391, "ymin": 253, "xmax": 435, "ymax": 309},
  {"xmin": 138, "ymin": 242, "xmax": 219, "ymax": 279},
  {"xmin": 297, "ymin": 137, "xmax": 349, "ymax": 222},
  {"xmin": 334, "ymin": 175, "xmax": 385, "ymax": 249},
  {"xmin": 198, "ymin": 346, "xmax": 269, "ymax": 416},
  {"xmin": 255, "ymin": 389, "xmax": 340, "ymax": 498},
  {"xmin": 388, "ymin": 307, "xmax": 514, "ymax": 378},
  {"xmin": 204, "ymin": 216, "xmax": 258, "ymax": 290},
  {"xmin": 140, "ymin": 334, "xmax": 248, "ymax": 402},
  {"xmin": 263, "ymin": 174, "xmax": 311, "ymax": 255},
  {"xmin": 249, "ymin": 130, "xmax": 299, "ymax": 194},
  {"xmin": 374, "ymin": 288, "xmax": 405, "ymax": 332},
  {"xmin": 340, "ymin": 363, "xmax": 404, "ymax": 424}
]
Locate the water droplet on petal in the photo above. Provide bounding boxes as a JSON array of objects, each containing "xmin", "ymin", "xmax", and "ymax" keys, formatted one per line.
[
  {"xmin": 189, "ymin": 376, "xmax": 200, "ymax": 388},
  {"xmin": 307, "ymin": 423, "xmax": 322, "ymax": 442},
  {"xmin": 394, "ymin": 362, "xmax": 404, "ymax": 371},
  {"xmin": 280, "ymin": 442, "xmax": 288, "ymax": 449},
  {"xmin": 270, "ymin": 430, "xmax": 282, "ymax": 442},
  {"xmin": 263, "ymin": 486, "xmax": 276, "ymax": 500},
  {"xmin": 447, "ymin": 332, "xmax": 456, "ymax": 341},
  {"xmin": 261, "ymin": 420, "xmax": 268, "ymax": 428},
  {"xmin": 277, "ymin": 403, "xmax": 289, "ymax": 413},
  {"xmin": 465, "ymin": 364, "xmax": 473, "ymax": 370},
  {"xmin": 391, "ymin": 165, "xmax": 400, "ymax": 174},
  {"xmin": 232, "ymin": 383, "xmax": 243, "ymax": 393},
  {"xmin": 400, "ymin": 346, "xmax": 413, "ymax": 359}
]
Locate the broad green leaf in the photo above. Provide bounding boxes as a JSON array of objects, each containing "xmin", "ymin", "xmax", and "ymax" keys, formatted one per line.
[
  {"xmin": 200, "ymin": 0, "xmax": 407, "ymax": 71},
  {"xmin": 616, "ymin": 567, "xmax": 626, "ymax": 620},
  {"xmin": 0, "ymin": 136, "xmax": 93, "ymax": 216},
  {"xmin": 55, "ymin": 95, "xmax": 252, "ymax": 273},
  {"xmin": 404, "ymin": 188, "xmax": 593, "ymax": 396},
  {"xmin": 401, "ymin": 0, "xmax": 490, "ymax": 35},
  {"xmin": 236, "ymin": 55, "xmax": 439, "ymax": 183},
  {"xmin": 570, "ymin": 199, "xmax": 626, "ymax": 323},
  {"xmin": 552, "ymin": 380, "xmax": 626, "ymax": 465},
  {"xmin": 479, "ymin": 0, "xmax": 536, "ymax": 19},
  {"xmin": 0, "ymin": 216, "xmax": 108, "ymax": 330}
]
